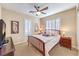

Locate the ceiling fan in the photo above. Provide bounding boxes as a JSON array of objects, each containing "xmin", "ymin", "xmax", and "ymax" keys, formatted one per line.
[{"xmin": 29, "ymin": 5, "xmax": 48, "ymax": 16}]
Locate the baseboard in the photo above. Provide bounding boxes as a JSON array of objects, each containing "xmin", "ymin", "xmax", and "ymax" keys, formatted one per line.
[{"xmin": 72, "ymin": 46, "xmax": 78, "ymax": 51}]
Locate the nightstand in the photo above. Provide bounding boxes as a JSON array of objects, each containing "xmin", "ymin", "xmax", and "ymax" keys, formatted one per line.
[{"xmin": 59, "ymin": 37, "xmax": 71, "ymax": 49}]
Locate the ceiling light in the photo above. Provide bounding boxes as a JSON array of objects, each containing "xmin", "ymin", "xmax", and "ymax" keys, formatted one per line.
[{"xmin": 36, "ymin": 12, "xmax": 41, "ymax": 15}]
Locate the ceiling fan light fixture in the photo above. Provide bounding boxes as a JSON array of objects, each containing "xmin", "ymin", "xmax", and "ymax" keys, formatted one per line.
[
  {"xmin": 29, "ymin": 5, "xmax": 48, "ymax": 16},
  {"xmin": 36, "ymin": 12, "xmax": 41, "ymax": 15}
]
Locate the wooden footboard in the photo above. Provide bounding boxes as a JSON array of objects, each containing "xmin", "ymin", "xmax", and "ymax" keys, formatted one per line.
[{"xmin": 28, "ymin": 36, "xmax": 45, "ymax": 56}]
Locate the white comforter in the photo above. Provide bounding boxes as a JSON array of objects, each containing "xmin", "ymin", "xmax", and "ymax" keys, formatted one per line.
[{"xmin": 32, "ymin": 34, "xmax": 60, "ymax": 56}]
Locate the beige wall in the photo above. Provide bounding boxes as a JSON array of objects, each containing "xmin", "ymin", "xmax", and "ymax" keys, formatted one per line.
[
  {"xmin": 1, "ymin": 8, "xmax": 39, "ymax": 45},
  {"xmin": 40, "ymin": 8, "xmax": 77, "ymax": 48}
]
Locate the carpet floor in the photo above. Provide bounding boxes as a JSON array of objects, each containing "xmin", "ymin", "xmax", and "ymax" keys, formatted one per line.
[{"xmin": 14, "ymin": 42, "xmax": 78, "ymax": 56}]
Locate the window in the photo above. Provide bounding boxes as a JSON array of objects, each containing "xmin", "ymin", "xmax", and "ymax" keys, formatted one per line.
[
  {"xmin": 55, "ymin": 18, "xmax": 60, "ymax": 30},
  {"xmin": 25, "ymin": 20, "xmax": 32, "ymax": 36},
  {"xmin": 45, "ymin": 18, "xmax": 60, "ymax": 31}
]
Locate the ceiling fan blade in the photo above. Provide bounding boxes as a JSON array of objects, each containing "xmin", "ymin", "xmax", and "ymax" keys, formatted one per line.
[
  {"xmin": 41, "ymin": 12, "xmax": 46, "ymax": 14},
  {"xmin": 40, "ymin": 7, "xmax": 48, "ymax": 11},
  {"xmin": 34, "ymin": 5, "xmax": 39, "ymax": 11},
  {"xmin": 29, "ymin": 11, "xmax": 36, "ymax": 13}
]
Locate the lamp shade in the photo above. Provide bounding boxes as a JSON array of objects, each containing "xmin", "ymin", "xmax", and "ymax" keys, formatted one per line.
[{"xmin": 62, "ymin": 31, "xmax": 65, "ymax": 36}]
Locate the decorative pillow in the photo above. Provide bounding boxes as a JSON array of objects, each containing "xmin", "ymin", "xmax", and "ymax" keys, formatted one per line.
[
  {"xmin": 42, "ymin": 30, "xmax": 59, "ymax": 36},
  {"xmin": 42, "ymin": 32, "xmax": 49, "ymax": 36},
  {"xmin": 44, "ymin": 30, "xmax": 53, "ymax": 36}
]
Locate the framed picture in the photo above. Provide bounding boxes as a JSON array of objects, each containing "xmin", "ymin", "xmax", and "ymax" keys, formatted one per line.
[{"xmin": 11, "ymin": 21, "xmax": 19, "ymax": 34}]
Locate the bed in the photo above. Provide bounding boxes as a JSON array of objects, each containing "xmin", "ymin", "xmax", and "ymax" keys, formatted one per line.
[{"xmin": 28, "ymin": 30, "xmax": 60, "ymax": 56}]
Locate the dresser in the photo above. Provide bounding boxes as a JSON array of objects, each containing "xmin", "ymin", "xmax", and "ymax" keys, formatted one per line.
[{"xmin": 59, "ymin": 37, "xmax": 71, "ymax": 49}]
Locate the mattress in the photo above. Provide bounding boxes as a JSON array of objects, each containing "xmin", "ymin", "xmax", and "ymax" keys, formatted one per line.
[
  {"xmin": 32, "ymin": 34, "xmax": 60, "ymax": 43},
  {"xmin": 45, "ymin": 35, "xmax": 60, "ymax": 52}
]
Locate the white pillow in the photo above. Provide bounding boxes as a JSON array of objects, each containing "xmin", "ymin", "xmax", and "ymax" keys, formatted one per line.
[{"xmin": 52, "ymin": 30, "xmax": 59, "ymax": 35}]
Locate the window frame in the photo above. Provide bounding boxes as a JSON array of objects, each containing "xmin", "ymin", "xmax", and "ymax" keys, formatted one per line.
[{"xmin": 45, "ymin": 18, "xmax": 60, "ymax": 31}]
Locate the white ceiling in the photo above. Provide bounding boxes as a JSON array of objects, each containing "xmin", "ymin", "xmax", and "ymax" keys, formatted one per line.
[{"xmin": 0, "ymin": 3, "xmax": 77, "ymax": 18}]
